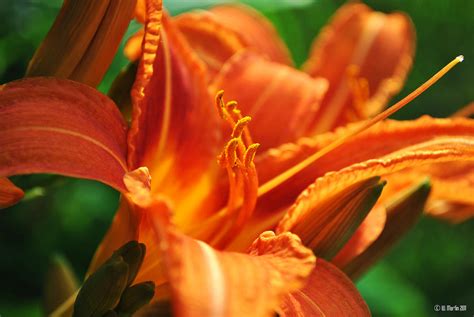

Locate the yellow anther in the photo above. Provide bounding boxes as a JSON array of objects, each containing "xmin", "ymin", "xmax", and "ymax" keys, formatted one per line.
[
  {"xmin": 226, "ymin": 100, "xmax": 238, "ymax": 111},
  {"xmin": 225, "ymin": 138, "xmax": 240, "ymax": 167},
  {"xmin": 244, "ymin": 143, "xmax": 260, "ymax": 168},
  {"xmin": 215, "ymin": 90, "xmax": 226, "ymax": 119},
  {"xmin": 231, "ymin": 116, "xmax": 252, "ymax": 139}
]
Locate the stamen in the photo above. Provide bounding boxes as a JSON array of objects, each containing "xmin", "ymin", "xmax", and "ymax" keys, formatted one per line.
[
  {"xmin": 204, "ymin": 90, "xmax": 260, "ymax": 248},
  {"xmin": 258, "ymin": 55, "xmax": 464, "ymax": 196},
  {"xmin": 244, "ymin": 143, "xmax": 260, "ymax": 168},
  {"xmin": 215, "ymin": 89, "xmax": 226, "ymax": 119},
  {"xmin": 226, "ymin": 100, "xmax": 238, "ymax": 111},
  {"xmin": 232, "ymin": 116, "xmax": 252, "ymax": 139},
  {"xmin": 225, "ymin": 138, "xmax": 240, "ymax": 167}
]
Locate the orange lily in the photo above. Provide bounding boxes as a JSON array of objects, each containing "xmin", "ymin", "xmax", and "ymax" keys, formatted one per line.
[{"xmin": 1, "ymin": 1, "xmax": 473, "ymax": 316}]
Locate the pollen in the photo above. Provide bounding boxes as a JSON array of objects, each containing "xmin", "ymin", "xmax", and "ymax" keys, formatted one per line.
[
  {"xmin": 232, "ymin": 116, "xmax": 252, "ymax": 139},
  {"xmin": 244, "ymin": 143, "xmax": 260, "ymax": 168}
]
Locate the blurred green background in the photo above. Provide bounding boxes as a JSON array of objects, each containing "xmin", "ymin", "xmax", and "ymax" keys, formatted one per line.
[{"xmin": 1, "ymin": 0, "xmax": 473, "ymax": 316}]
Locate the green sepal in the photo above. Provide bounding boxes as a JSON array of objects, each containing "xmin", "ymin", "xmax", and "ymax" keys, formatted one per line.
[
  {"xmin": 108, "ymin": 240, "xmax": 146, "ymax": 286},
  {"xmin": 73, "ymin": 256, "xmax": 129, "ymax": 317},
  {"xmin": 116, "ymin": 281, "xmax": 155, "ymax": 316},
  {"xmin": 103, "ymin": 310, "xmax": 118, "ymax": 317}
]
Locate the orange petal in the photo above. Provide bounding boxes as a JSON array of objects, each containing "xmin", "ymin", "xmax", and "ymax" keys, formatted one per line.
[
  {"xmin": 89, "ymin": 168, "xmax": 170, "ymax": 279},
  {"xmin": 0, "ymin": 78, "xmax": 128, "ymax": 192},
  {"xmin": 303, "ymin": 3, "xmax": 415, "ymax": 132},
  {"xmin": 175, "ymin": 11, "xmax": 247, "ymax": 77},
  {"xmin": 275, "ymin": 137, "xmax": 474, "ymax": 233},
  {"xmin": 256, "ymin": 117, "xmax": 474, "ymax": 211},
  {"xmin": 382, "ymin": 160, "xmax": 474, "ymax": 223},
  {"xmin": 276, "ymin": 177, "xmax": 385, "ymax": 259},
  {"xmin": 341, "ymin": 180, "xmax": 430, "ymax": 279},
  {"xmin": 332, "ymin": 204, "xmax": 386, "ymax": 268},
  {"xmin": 0, "ymin": 178, "xmax": 24, "ymax": 209},
  {"xmin": 427, "ymin": 201, "xmax": 474, "ymax": 224},
  {"xmin": 229, "ymin": 117, "xmax": 474, "ymax": 249},
  {"xmin": 211, "ymin": 51, "xmax": 328, "ymax": 150},
  {"xmin": 209, "ymin": 4, "xmax": 293, "ymax": 66},
  {"xmin": 160, "ymin": 228, "xmax": 315, "ymax": 317},
  {"xmin": 279, "ymin": 259, "xmax": 370, "ymax": 317},
  {"xmin": 129, "ymin": 14, "xmax": 223, "ymax": 227}
]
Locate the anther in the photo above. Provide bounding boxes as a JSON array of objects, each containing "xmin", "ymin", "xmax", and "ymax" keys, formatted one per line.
[
  {"xmin": 232, "ymin": 116, "xmax": 252, "ymax": 139},
  {"xmin": 225, "ymin": 138, "xmax": 240, "ymax": 167},
  {"xmin": 215, "ymin": 90, "xmax": 226, "ymax": 119},
  {"xmin": 226, "ymin": 101, "xmax": 238, "ymax": 111},
  {"xmin": 244, "ymin": 143, "xmax": 260, "ymax": 168}
]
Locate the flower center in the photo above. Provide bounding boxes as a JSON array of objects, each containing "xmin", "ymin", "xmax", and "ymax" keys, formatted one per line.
[{"xmin": 187, "ymin": 91, "xmax": 260, "ymax": 248}]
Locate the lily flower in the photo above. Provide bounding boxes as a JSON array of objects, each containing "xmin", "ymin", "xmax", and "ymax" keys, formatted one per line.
[{"xmin": 1, "ymin": 0, "xmax": 473, "ymax": 316}]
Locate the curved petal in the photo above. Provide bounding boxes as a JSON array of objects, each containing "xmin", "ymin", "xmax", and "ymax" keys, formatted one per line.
[
  {"xmin": 0, "ymin": 178, "xmax": 24, "ymax": 209},
  {"xmin": 0, "ymin": 78, "xmax": 128, "ymax": 192},
  {"xmin": 175, "ymin": 11, "xmax": 247, "ymax": 77},
  {"xmin": 381, "ymin": 160, "xmax": 474, "ymax": 223},
  {"xmin": 209, "ymin": 4, "xmax": 293, "ymax": 66},
  {"xmin": 276, "ymin": 137, "xmax": 474, "ymax": 233},
  {"xmin": 211, "ymin": 51, "xmax": 328, "ymax": 150},
  {"xmin": 303, "ymin": 3, "xmax": 415, "ymax": 132},
  {"xmin": 229, "ymin": 117, "xmax": 474, "ymax": 249},
  {"xmin": 427, "ymin": 201, "xmax": 474, "ymax": 223},
  {"xmin": 128, "ymin": 13, "xmax": 222, "ymax": 227},
  {"xmin": 159, "ymin": 228, "xmax": 315, "ymax": 317},
  {"xmin": 257, "ymin": 117, "xmax": 474, "ymax": 209},
  {"xmin": 279, "ymin": 259, "xmax": 370, "ymax": 317}
]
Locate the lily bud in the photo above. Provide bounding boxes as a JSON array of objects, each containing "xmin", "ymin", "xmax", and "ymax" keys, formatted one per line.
[{"xmin": 26, "ymin": 0, "xmax": 137, "ymax": 87}]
